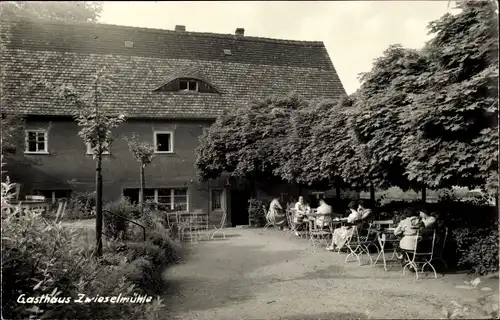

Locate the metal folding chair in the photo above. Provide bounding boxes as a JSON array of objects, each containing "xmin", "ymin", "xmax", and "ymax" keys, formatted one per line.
[
  {"xmin": 344, "ymin": 226, "xmax": 373, "ymax": 265},
  {"xmin": 402, "ymin": 230, "xmax": 438, "ymax": 280},
  {"xmin": 308, "ymin": 218, "xmax": 331, "ymax": 249},
  {"xmin": 211, "ymin": 209, "xmax": 227, "ymax": 239}
]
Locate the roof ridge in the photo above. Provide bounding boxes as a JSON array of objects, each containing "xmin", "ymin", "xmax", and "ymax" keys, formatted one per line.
[{"xmin": 1, "ymin": 16, "xmax": 326, "ymax": 47}]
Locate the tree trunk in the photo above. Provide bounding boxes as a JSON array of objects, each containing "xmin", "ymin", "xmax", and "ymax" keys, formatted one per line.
[
  {"xmin": 369, "ymin": 184, "xmax": 375, "ymax": 203},
  {"xmin": 421, "ymin": 186, "xmax": 427, "ymax": 203},
  {"xmin": 95, "ymin": 154, "xmax": 103, "ymax": 257},
  {"xmin": 139, "ymin": 164, "xmax": 145, "ymax": 211}
]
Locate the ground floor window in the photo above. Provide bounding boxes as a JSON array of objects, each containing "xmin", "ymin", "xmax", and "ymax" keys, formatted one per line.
[
  {"xmin": 123, "ymin": 187, "xmax": 188, "ymax": 211},
  {"xmin": 32, "ymin": 190, "xmax": 72, "ymax": 203}
]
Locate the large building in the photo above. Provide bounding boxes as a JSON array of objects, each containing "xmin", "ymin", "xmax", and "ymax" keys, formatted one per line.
[{"xmin": 0, "ymin": 17, "xmax": 346, "ymax": 226}]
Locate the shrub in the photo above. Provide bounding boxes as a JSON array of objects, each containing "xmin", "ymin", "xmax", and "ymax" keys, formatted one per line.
[
  {"xmin": 104, "ymin": 198, "xmax": 137, "ymax": 240},
  {"xmin": 1, "ymin": 179, "xmax": 164, "ymax": 319},
  {"xmin": 1, "ymin": 178, "xmax": 170, "ymax": 319},
  {"xmin": 453, "ymin": 227, "xmax": 499, "ymax": 275},
  {"xmin": 248, "ymin": 198, "xmax": 266, "ymax": 227}
]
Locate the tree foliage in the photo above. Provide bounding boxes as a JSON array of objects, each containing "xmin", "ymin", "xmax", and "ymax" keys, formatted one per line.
[
  {"xmin": 127, "ymin": 134, "xmax": 155, "ymax": 167},
  {"xmin": 60, "ymin": 69, "xmax": 125, "ymax": 157},
  {"xmin": 0, "ymin": 1, "xmax": 103, "ymax": 23},
  {"xmin": 350, "ymin": 45, "xmax": 431, "ymax": 191},
  {"xmin": 194, "ymin": 1, "xmax": 499, "ymax": 197},
  {"xmin": 403, "ymin": 0, "xmax": 499, "ymax": 191},
  {"xmin": 196, "ymin": 92, "xmax": 309, "ymax": 182}
]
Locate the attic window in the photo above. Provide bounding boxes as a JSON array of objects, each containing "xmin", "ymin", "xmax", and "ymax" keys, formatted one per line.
[
  {"xmin": 179, "ymin": 79, "xmax": 198, "ymax": 91},
  {"xmin": 223, "ymin": 49, "xmax": 232, "ymax": 56}
]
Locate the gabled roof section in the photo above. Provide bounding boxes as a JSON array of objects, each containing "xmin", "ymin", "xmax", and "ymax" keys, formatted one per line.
[
  {"xmin": 0, "ymin": 17, "xmax": 347, "ymax": 119},
  {"xmin": 153, "ymin": 66, "xmax": 222, "ymax": 93}
]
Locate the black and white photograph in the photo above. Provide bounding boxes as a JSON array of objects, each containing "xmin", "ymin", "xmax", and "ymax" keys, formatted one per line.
[{"xmin": 1, "ymin": 1, "xmax": 499, "ymax": 319}]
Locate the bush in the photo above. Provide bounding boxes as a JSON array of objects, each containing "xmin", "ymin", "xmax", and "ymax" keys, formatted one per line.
[
  {"xmin": 248, "ymin": 198, "xmax": 266, "ymax": 227},
  {"xmin": 453, "ymin": 227, "xmax": 499, "ymax": 275},
  {"xmin": 1, "ymin": 178, "xmax": 171, "ymax": 319},
  {"xmin": 104, "ymin": 198, "xmax": 137, "ymax": 240}
]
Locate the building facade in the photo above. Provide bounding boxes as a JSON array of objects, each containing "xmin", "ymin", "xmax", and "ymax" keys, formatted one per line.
[{"xmin": 0, "ymin": 17, "xmax": 346, "ymax": 226}]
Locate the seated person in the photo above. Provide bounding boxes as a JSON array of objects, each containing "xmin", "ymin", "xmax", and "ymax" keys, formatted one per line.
[
  {"xmin": 315, "ymin": 199, "xmax": 333, "ymax": 229},
  {"xmin": 417, "ymin": 208, "xmax": 438, "ymax": 251},
  {"xmin": 268, "ymin": 197, "xmax": 286, "ymax": 230},
  {"xmin": 326, "ymin": 201, "xmax": 361, "ymax": 251},
  {"xmin": 357, "ymin": 200, "xmax": 373, "ymax": 220},
  {"xmin": 293, "ymin": 196, "xmax": 308, "ymax": 235},
  {"xmin": 394, "ymin": 208, "xmax": 423, "ymax": 267}
]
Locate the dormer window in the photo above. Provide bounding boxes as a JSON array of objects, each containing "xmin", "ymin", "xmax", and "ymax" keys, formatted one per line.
[
  {"xmin": 153, "ymin": 67, "xmax": 222, "ymax": 94},
  {"xmin": 179, "ymin": 79, "xmax": 198, "ymax": 92}
]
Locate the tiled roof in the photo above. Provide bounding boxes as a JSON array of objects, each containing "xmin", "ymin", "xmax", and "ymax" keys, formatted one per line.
[{"xmin": 0, "ymin": 17, "xmax": 346, "ymax": 119}]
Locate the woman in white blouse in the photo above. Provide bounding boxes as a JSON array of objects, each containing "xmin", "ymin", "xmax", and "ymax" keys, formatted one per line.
[{"xmin": 326, "ymin": 201, "xmax": 362, "ymax": 251}]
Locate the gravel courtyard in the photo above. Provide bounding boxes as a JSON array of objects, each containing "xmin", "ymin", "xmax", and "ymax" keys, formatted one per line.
[{"xmin": 162, "ymin": 228, "xmax": 497, "ymax": 320}]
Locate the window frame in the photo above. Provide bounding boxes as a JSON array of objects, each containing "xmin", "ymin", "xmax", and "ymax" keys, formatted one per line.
[
  {"xmin": 122, "ymin": 187, "xmax": 188, "ymax": 211},
  {"xmin": 25, "ymin": 129, "xmax": 49, "ymax": 154},
  {"xmin": 153, "ymin": 131, "xmax": 174, "ymax": 154},
  {"xmin": 178, "ymin": 79, "xmax": 199, "ymax": 92},
  {"xmin": 86, "ymin": 141, "xmax": 110, "ymax": 155}
]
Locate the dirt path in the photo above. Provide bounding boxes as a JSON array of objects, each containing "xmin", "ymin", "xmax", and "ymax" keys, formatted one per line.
[{"xmin": 162, "ymin": 228, "xmax": 497, "ymax": 320}]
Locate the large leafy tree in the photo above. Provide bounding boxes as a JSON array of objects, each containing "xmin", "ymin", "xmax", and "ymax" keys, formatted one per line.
[
  {"xmin": 403, "ymin": 0, "xmax": 499, "ymax": 193},
  {"xmin": 350, "ymin": 45, "xmax": 431, "ymax": 193},
  {"xmin": 196, "ymin": 93, "xmax": 309, "ymax": 187},
  {"xmin": 0, "ymin": 1, "xmax": 103, "ymax": 23}
]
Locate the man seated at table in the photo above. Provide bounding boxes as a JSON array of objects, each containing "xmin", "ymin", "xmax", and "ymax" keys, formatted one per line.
[
  {"xmin": 315, "ymin": 199, "xmax": 333, "ymax": 229},
  {"xmin": 293, "ymin": 196, "xmax": 310, "ymax": 236}
]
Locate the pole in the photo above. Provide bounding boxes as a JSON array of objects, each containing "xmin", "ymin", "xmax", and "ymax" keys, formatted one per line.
[
  {"xmin": 95, "ymin": 153, "xmax": 103, "ymax": 257},
  {"xmin": 94, "ymin": 71, "xmax": 103, "ymax": 257},
  {"xmin": 139, "ymin": 164, "xmax": 145, "ymax": 212}
]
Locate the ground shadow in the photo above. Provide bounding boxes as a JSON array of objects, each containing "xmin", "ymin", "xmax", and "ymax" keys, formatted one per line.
[{"xmin": 162, "ymin": 243, "xmax": 303, "ymax": 314}]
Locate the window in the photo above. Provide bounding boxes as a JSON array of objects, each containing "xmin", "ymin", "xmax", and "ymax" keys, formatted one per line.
[
  {"xmin": 179, "ymin": 79, "xmax": 198, "ymax": 91},
  {"xmin": 211, "ymin": 189, "xmax": 224, "ymax": 210},
  {"xmin": 122, "ymin": 188, "xmax": 188, "ymax": 211},
  {"xmin": 86, "ymin": 141, "xmax": 110, "ymax": 155},
  {"xmin": 25, "ymin": 130, "xmax": 48, "ymax": 153},
  {"xmin": 33, "ymin": 190, "xmax": 72, "ymax": 203},
  {"xmin": 154, "ymin": 131, "xmax": 174, "ymax": 153}
]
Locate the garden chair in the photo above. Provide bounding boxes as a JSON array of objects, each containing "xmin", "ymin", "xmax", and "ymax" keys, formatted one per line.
[
  {"xmin": 430, "ymin": 227, "xmax": 448, "ymax": 270},
  {"xmin": 263, "ymin": 205, "xmax": 275, "ymax": 230},
  {"xmin": 285, "ymin": 208, "xmax": 307, "ymax": 239},
  {"xmin": 211, "ymin": 209, "xmax": 227, "ymax": 239},
  {"xmin": 402, "ymin": 229, "xmax": 438, "ymax": 280},
  {"xmin": 190, "ymin": 210, "xmax": 210, "ymax": 242},
  {"xmin": 176, "ymin": 211, "xmax": 191, "ymax": 241},
  {"xmin": 344, "ymin": 226, "xmax": 373, "ymax": 266},
  {"xmin": 308, "ymin": 218, "xmax": 331, "ymax": 249}
]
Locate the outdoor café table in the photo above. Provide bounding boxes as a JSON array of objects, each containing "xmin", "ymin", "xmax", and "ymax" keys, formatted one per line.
[{"xmin": 372, "ymin": 227, "xmax": 400, "ymax": 272}]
